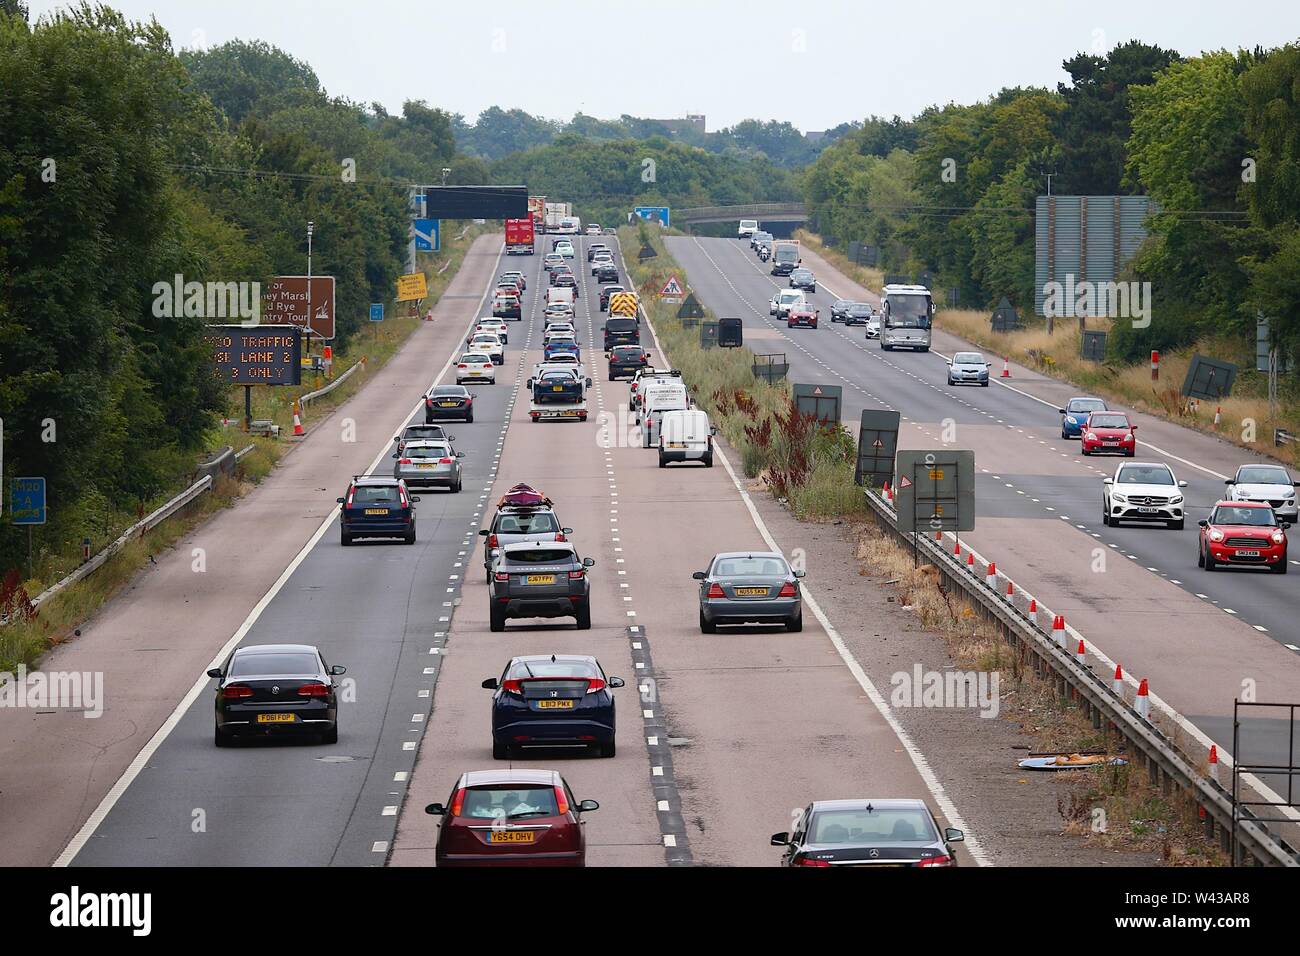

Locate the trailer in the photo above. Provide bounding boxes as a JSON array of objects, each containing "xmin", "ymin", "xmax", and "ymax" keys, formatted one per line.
[{"xmin": 529, "ymin": 399, "xmax": 589, "ymax": 423}]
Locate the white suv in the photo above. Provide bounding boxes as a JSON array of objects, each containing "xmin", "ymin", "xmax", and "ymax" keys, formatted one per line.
[
  {"xmin": 738, "ymin": 219, "xmax": 758, "ymax": 239},
  {"xmin": 1225, "ymin": 463, "xmax": 1299, "ymax": 524},
  {"xmin": 769, "ymin": 289, "xmax": 806, "ymax": 319},
  {"xmin": 1102, "ymin": 461, "xmax": 1188, "ymax": 529}
]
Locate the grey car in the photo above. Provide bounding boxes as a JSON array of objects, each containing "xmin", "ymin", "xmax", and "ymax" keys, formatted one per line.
[
  {"xmin": 489, "ymin": 542, "xmax": 595, "ymax": 632},
  {"xmin": 479, "ymin": 506, "xmax": 573, "ymax": 584},
  {"xmin": 694, "ymin": 551, "xmax": 804, "ymax": 633},
  {"xmin": 947, "ymin": 351, "xmax": 990, "ymax": 386},
  {"xmin": 392, "ymin": 439, "xmax": 464, "ymax": 492},
  {"xmin": 789, "ymin": 268, "xmax": 817, "ymax": 293}
]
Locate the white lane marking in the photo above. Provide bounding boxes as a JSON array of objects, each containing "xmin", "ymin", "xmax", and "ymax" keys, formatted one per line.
[{"xmin": 53, "ymin": 242, "xmax": 507, "ymax": 867}]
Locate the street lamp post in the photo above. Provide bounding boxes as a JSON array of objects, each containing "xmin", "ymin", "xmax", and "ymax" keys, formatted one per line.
[
  {"xmin": 441, "ymin": 167, "xmax": 451, "ymax": 186},
  {"xmin": 306, "ymin": 220, "xmax": 314, "ymax": 357}
]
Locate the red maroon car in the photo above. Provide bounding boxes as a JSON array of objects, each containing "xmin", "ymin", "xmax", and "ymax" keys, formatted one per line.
[
  {"xmin": 788, "ymin": 307, "xmax": 819, "ymax": 329},
  {"xmin": 1198, "ymin": 501, "xmax": 1289, "ymax": 573},
  {"xmin": 1081, "ymin": 411, "xmax": 1136, "ymax": 456},
  {"xmin": 426, "ymin": 768, "xmax": 599, "ymax": 867}
]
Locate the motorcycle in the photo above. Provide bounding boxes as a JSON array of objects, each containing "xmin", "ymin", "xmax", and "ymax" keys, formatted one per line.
[{"xmin": 758, "ymin": 247, "xmax": 771, "ymax": 262}]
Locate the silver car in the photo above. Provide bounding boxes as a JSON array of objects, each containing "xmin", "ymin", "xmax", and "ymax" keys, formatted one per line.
[
  {"xmin": 694, "ymin": 551, "xmax": 804, "ymax": 633},
  {"xmin": 946, "ymin": 351, "xmax": 990, "ymax": 387},
  {"xmin": 392, "ymin": 440, "xmax": 464, "ymax": 492}
]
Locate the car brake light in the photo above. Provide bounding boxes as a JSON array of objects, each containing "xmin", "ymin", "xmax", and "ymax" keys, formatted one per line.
[
  {"xmin": 222, "ymin": 685, "xmax": 253, "ymax": 699},
  {"xmin": 398, "ymin": 487, "xmax": 409, "ymax": 508},
  {"xmin": 425, "ymin": 398, "xmax": 433, "ymax": 407},
  {"xmin": 487, "ymin": 534, "xmax": 498, "ymax": 548},
  {"xmin": 553, "ymin": 785, "xmax": 569, "ymax": 816},
  {"xmin": 778, "ymin": 582, "xmax": 797, "ymax": 598},
  {"xmin": 439, "ymin": 457, "xmax": 454, "ymax": 464},
  {"xmin": 501, "ymin": 678, "xmax": 524, "ymax": 694},
  {"xmin": 585, "ymin": 678, "xmax": 606, "ymax": 694},
  {"xmin": 457, "ymin": 363, "xmax": 467, "ymax": 369},
  {"xmin": 345, "ymin": 489, "xmax": 355, "ymax": 507},
  {"xmin": 707, "ymin": 583, "xmax": 725, "ymax": 598},
  {"xmin": 555, "ymin": 532, "xmax": 566, "ymax": 542},
  {"xmin": 449, "ymin": 787, "xmax": 467, "ymax": 817},
  {"xmin": 918, "ymin": 855, "xmax": 954, "ymax": 867},
  {"xmin": 398, "ymin": 458, "xmax": 412, "ymax": 465},
  {"xmin": 297, "ymin": 683, "xmax": 329, "ymax": 697},
  {"xmin": 568, "ymin": 569, "xmax": 585, "ymax": 580},
  {"xmin": 794, "ymin": 857, "xmax": 832, "ymax": 867},
  {"xmin": 494, "ymin": 572, "xmax": 509, "ymax": 582}
]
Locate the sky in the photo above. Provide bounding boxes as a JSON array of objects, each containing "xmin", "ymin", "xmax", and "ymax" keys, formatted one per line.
[{"xmin": 28, "ymin": 0, "xmax": 1300, "ymax": 132}]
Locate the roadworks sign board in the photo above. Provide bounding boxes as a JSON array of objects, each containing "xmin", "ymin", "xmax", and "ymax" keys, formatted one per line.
[
  {"xmin": 659, "ymin": 274, "xmax": 684, "ymax": 297},
  {"xmin": 397, "ymin": 272, "xmax": 428, "ymax": 302},
  {"xmin": 893, "ymin": 449, "xmax": 975, "ymax": 533},
  {"xmin": 854, "ymin": 409, "xmax": 900, "ymax": 487}
]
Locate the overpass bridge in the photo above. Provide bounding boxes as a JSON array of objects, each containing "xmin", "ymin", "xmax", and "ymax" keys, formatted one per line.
[{"xmin": 673, "ymin": 202, "xmax": 806, "ymax": 226}]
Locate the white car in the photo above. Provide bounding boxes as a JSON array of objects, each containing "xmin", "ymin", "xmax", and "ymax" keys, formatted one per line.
[
  {"xmin": 535, "ymin": 354, "xmax": 584, "ymax": 378},
  {"xmin": 590, "ymin": 254, "xmax": 615, "ymax": 275},
  {"xmin": 1225, "ymin": 463, "xmax": 1299, "ymax": 523},
  {"xmin": 543, "ymin": 253, "xmax": 565, "ymax": 272},
  {"xmin": 865, "ymin": 313, "xmax": 881, "ymax": 339},
  {"xmin": 475, "ymin": 319, "xmax": 509, "ymax": 344},
  {"xmin": 467, "ymin": 332, "xmax": 505, "ymax": 366},
  {"xmin": 544, "ymin": 322, "xmax": 577, "ymax": 340},
  {"xmin": 544, "ymin": 303, "xmax": 574, "ymax": 322},
  {"xmin": 586, "ymin": 223, "xmax": 602, "ymax": 235},
  {"xmin": 556, "ymin": 242, "xmax": 576, "ymax": 259},
  {"xmin": 769, "ymin": 289, "xmax": 806, "ymax": 319},
  {"xmin": 738, "ymin": 219, "xmax": 758, "ymax": 239},
  {"xmin": 1102, "ymin": 461, "xmax": 1188, "ymax": 529},
  {"xmin": 456, "ymin": 353, "xmax": 496, "ymax": 384}
]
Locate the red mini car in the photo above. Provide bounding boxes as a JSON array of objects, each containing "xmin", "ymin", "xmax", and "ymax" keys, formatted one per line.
[
  {"xmin": 788, "ymin": 307, "xmax": 819, "ymax": 329},
  {"xmin": 1081, "ymin": 411, "xmax": 1136, "ymax": 456},
  {"xmin": 426, "ymin": 768, "xmax": 599, "ymax": 867},
  {"xmin": 1198, "ymin": 501, "xmax": 1289, "ymax": 573}
]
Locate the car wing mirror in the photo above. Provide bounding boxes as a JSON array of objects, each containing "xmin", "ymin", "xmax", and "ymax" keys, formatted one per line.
[
  {"xmin": 391, "ymin": 453, "xmax": 399, "ymax": 459},
  {"xmin": 336, "ymin": 497, "xmax": 345, "ymax": 504},
  {"xmin": 206, "ymin": 668, "xmax": 222, "ymax": 679},
  {"xmin": 944, "ymin": 827, "xmax": 964, "ymax": 843},
  {"xmin": 1198, "ymin": 519, "xmax": 1209, "ymax": 527},
  {"xmin": 456, "ymin": 452, "xmax": 466, "ymax": 458},
  {"xmin": 608, "ymin": 677, "xmax": 625, "ymax": 688},
  {"xmin": 793, "ymin": 570, "xmax": 806, "ymax": 578},
  {"xmin": 1225, "ymin": 478, "xmax": 1234, "ymax": 485},
  {"xmin": 1102, "ymin": 477, "xmax": 1113, "ymax": 484},
  {"xmin": 578, "ymin": 799, "xmax": 600, "ymax": 813},
  {"xmin": 562, "ymin": 527, "xmax": 574, "ymax": 534},
  {"xmin": 1177, "ymin": 480, "xmax": 1188, "ymax": 488},
  {"xmin": 770, "ymin": 832, "xmax": 790, "ymax": 846},
  {"xmin": 425, "ymin": 803, "xmax": 447, "ymax": 816},
  {"xmin": 411, "ymin": 496, "xmax": 422, "ymax": 502},
  {"xmin": 481, "ymin": 677, "xmax": 498, "ymax": 689},
  {"xmin": 329, "ymin": 665, "xmax": 347, "ymax": 676},
  {"xmin": 582, "ymin": 557, "xmax": 596, "ymax": 568},
  {"xmin": 692, "ymin": 571, "xmax": 706, "ymax": 580},
  {"xmin": 1057, "ymin": 409, "xmax": 1066, "ymax": 415}
]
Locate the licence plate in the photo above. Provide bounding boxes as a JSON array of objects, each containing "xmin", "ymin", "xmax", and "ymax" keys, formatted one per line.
[
  {"xmin": 489, "ymin": 831, "xmax": 536, "ymax": 844},
  {"xmin": 552, "ymin": 385, "xmax": 565, "ymax": 391},
  {"xmin": 417, "ymin": 463, "xmax": 436, "ymax": 469},
  {"xmin": 667, "ymin": 442, "xmax": 685, "ymax": 448},
  {"xmin": 440, "ymin": 401, "xmax": 459, "ymax": 407},
  {"xmin": 257, "ymin": 713, "xmax": 295, "ymax": 724},
  {"xmin": 526, "ymin": 574, "xmax": 556, "ymax": 585},
  {"xmin": 536, "ymin": 699, "xmax": 574, "ymax": 709},
  {"xmin": 1103, "ymin": 441, "xmax": 1119, "ymax": 446},
  {"xmin": 1235, "ymin": 549, "xmax": 1261, "ymax": 557},
  {"xmin": 734, "ymin": 587, "xmax": 769, "ymax": 596},
  {"xmin": 364, "ymin": 508, "xmax": 388, "ymax": 515},
  {"xmin": 1138, "ymin": 507, "xmax": 1157, "ymax": 513}
]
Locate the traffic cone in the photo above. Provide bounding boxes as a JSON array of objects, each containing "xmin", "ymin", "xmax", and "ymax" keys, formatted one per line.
[
  {"xmin": 1051, "ymin": 614, "xmax": 1066, "ymax": 647},
  {"xmin": 966, "ymin": 552, "xmax": 975, "ymax": 569},
  {"xmin": 1075, "ymin": 638, "xmax": 1087, "ymax": 666},
  {"xmin": 953, "ymin": 541, "xmax": 962, "ymax": 557},
  {"xmin": 1113, "ymin": 663, "xmax": 1124, "ymax": 696},
  {"xmin": 934, "ymin": 531, "xmax": 944, "ymax": 542},
  {"xmin": 881, "ymin": 480, "xmax": 891, "ymax": 501},
  {"xmin": 1207, "ymin": 745, "xmax": 1219, "ymax": 785},
  {"xmin": 1001, "ymin": 356, "xmax": 1011, "ymax": 378},
  {"xmin": 1134, "ymin": 678, "xmax": 1151, "ymax": 720},
  {"xmin": 1005, "ymin": 579, "xmax": 1015, "ymax": 601},
  {"xmin": 292, "ymin": 398, "xmax": 305, "ymax": 437},
  {"xmin": 1027, "ymin": 597, "xmax": 1037, "ymax": 614},
  {"xmin": 1213, "ymin": 406, "xmax": 1222, "ymax": 430}
]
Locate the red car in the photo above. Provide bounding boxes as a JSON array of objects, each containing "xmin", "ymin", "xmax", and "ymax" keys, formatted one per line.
[
  {"xmin": 425, "ymin": 769, "xmax": 599, "ymax": 867},
  {"xmin": 1198, "ymin": 501, "xmax": 1289, "ymax": 573},
  {"xmin": 1081, "ymin": 411, "xmax": 1137, "ymax": 456},
  {"xmin": 788, "ymin": 307, "xmax": 819, "ymax": 329}
]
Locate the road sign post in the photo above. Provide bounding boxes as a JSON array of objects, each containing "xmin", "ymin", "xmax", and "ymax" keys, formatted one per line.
[
  {"xmin": 793, "ymin": 383, "xmax": 843, "ymax": 424},
  {"xmin": 893, "ymin": 450, "xmax": 976, "ymax": 536},
  {"xmin": 854, "ymin": 410, "xmax": 901, "ymax": 487},
  {"xmin": 12, "ymin": 477, "xmax": 46, "ymax": 580},
  {"xmin": 413, "ymin": 218, "xmax": 440, "ymax": 252}
]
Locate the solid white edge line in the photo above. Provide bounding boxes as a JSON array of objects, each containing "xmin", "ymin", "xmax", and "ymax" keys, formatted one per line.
[
  {"xmin": 53, "ymin": 239, "xmax": 506, "ymax": 867},
  {"xmin": 633, "ymin": 236, "xmax": 991, "ymax": 868}
]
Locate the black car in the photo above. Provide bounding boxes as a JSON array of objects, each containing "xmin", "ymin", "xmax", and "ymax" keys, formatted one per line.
[
  {"xmin": 483, "ymin": 654, "xmax": 624, "ymax": 759},
  {"xmin": 789, "ymin": 268, "xmax": 817, "ymax": 293},
  {"xmin": 771, "ymin": 799, "xmax": 964, "ymax": 867},
  {"xmin": 603, "ymin": 317, "xmax": 639, "ymax": 350},
  {"xmin": 209, "ymin": 643, "xmax": 345, "ymax": 746},
  {"xmin": 843, "ymin": 302, "xmax": 875, "ymax": 326},
  {"xmin": 608, "ymin": 344, "xmax": 649, "ymax": 381},
  {"xmin": 599, "ymin": 285, "xmax": 626, "ymax": 311},
  {"xmin": 829, "ymin": 299, "xmax": 855, "ymax": 322},
  {"xmin": 489, "ymin": 542, "xmax": 594, "ymax": 631},
  {"xmin": 425, "ymin": 384, "xmax": 475, "ymax": 423},
  {"xmin": 395, "ymin": 423, "xmax": 454, "ymax": 454},
  {"xmin": 337, "ymin": 475, "xmax": 419, "ymax": 545},
  {"xmin": 595, "ymin": 263, "xmax": 619, "ymax": 283}
]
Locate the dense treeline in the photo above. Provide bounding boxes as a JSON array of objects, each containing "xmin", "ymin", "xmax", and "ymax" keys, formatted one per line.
[
  {"xmin": 0, "ymin": 4, "xmax": 475, "ymax": 576},
  {"xmin": 803, "ymin": 40, "xmax": 1300, "ymax": 366},
  {"xmin": 456, "ymin": 108, "xmax": 843, "ymax": 167},
  {"xmin": 490, "ymin": 135, "xmax": 801, "ymax": 233}
]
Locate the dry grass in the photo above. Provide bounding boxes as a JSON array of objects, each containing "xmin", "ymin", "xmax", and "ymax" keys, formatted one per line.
[
  {"xmin": 938, "ymin": 308, "xmax": 1300, "ymax": 470},
  {"xmin": 794, "ymin": 229, "xmax": 884, "ymax": 293}
]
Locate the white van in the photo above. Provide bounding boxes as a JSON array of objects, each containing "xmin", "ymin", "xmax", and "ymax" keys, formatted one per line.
[
  {"xmin": 738, "ymin": 219, "xmax": 758, "ymax": 239},
  {"xmin": 639, "ymin": 382, "xmax": 689, "ymax": 448},
  {"xmin": 546, "ymin": 286, "xmax": 576, "ymax": 309},
  {"xmin": 658, "ymin": 409, "xmax": 715, "ymax": 468}
]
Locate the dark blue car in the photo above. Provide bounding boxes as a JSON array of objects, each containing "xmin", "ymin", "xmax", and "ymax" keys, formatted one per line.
[
  {"xmin": 336, "ymin": 475, "xmax": 419, "ymax": 546},
  {"xmin": 1059, "ymin": 396, "xmax": 1108, "ymax": 439},
  {"xmin": 482, "ymin": 654, "xmax": 623, "ymax": 759}
]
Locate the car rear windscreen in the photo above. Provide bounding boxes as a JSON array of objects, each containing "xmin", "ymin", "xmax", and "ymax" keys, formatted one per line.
[
  {"xmin": 714, "ymin": 557, "xmax": 788, "ymax": 576},
  {"xmin": 353, "ymin": 485, "xmax": 400, "ymax": 504},
  {"xmin": 506, "ymin": 659, "xmax": 599, "ymax": 680},
  {"xmin": 809, "ymin": 808, "xmax": 939, "ymax": 844},
  {"xmin": 229, "ymin": 652, "xmax": 318, "ymax": 677},
  {"xmin": 460, "ymin": 787, "xmax": 560, "ymax": 820},
  {"xmin": 404, "ymin": 445, "xmax": 450, "ymax": 459},
  {"xmin": 495, "ymin": 513, "xmax": 560, "ymax": 534},
  {"xmin": 505, "ymin": 548, "xmax": 573, "ymax": 564}
]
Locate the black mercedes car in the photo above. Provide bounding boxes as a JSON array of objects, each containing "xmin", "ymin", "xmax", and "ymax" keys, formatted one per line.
[
  {"xmin": 209, "ymin": 643, "xmax": 346, "ymax": 746},
  {"xmin": 771, "ymin": 799, "xmax": 964, "ymax": 867},
  {"xmin": 425, "ymin": 384, "xmax": 475, "ymax": 423}
]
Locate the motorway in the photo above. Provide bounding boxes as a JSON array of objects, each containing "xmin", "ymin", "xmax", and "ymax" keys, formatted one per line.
[
  {"xmin": 4, "ymin": 232, "xmax": 1001, "ymax": 867},
  {"xmin": 667, "ymin": 235, "xmax": 1300, "ymax": 793}
]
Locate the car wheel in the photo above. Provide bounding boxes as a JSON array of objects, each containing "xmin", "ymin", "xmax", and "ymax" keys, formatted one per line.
[
  {"xmin": 598, "ymin": 740, "xmax": 616, "ymax": 758},
  {"xmin": 699, "ymin": 609, "xmax": 716, "ymax": 634},
  {"xmin": 658, "ymin": 454, "xmax": 666, "ymax": 468},
  {"xmin": 575, "ymin": 604, "xmax": 592, "ymax": 630},
  {"xmin": 1197, "ymin": 544, "xmax": 1205, "ymax": 567},
  {"xmin": 485, "ymin": 568, "xmax": 492, "ymax": 585},
  {"xmin": 1102, "ymin": 502, "xmax": 1110, "ymax": 526},
  {"xmin": 341, "ymin": 530, "xmax": 353, "ymax": 546},
  {"xmin": 1081, "ymin": 447, "xmax": 1090, "ymax": 456},
  {"xmin": 214, "ymin": 725, "xmax": 232, "ymax": 748},
  {"xmin": 404, "ymin": 528, "xmax": 417, "ymax": 545},
  {"xmin": 492, "ymin": 739, "xmax": 509, "ymax": 760},
  {"xmin": 452, "ymin": 478, "xmax": 462, "ymax": 493},
  {"xmin": 1275, "ymin": 558, "xmax": 1289, "ymax": 574},
  {"xmin": 1126, "ymin": 449, "xmax": 1135, "ymax": 457},
  {"xmin": 882, "ymin": 343, "xmax": 893, "ymax": 351},
  {"xmin": 321, "ymin": 723, "xmax": 338, "ymax": 745},
  {"xmin": 786, "ymin": 612, "xmax": 803, "ymax": 633},
  {"xmin": 1169, "ymin": 519, "xmax": 1184, "ymax": 531},
  {"xmin": 489, "ymin": 605, "xmax": 506, "ymax": 632},
  {"xmin": 947, "ymin": 377, "xmax": 954, "ymax": 386},
  {"xmin": 465, "ymin": 411, "xmax": 474, "ymax": 423},
  {"xmin": 1062, "ymin": 430, "xmax": 1069, "ymax": 439},
  {"xmin": 1203, "ymin": 548, "xmax": 1217, "ymax": 571},
  {"xmin": 981, "ymin": 381, "xmax": 989, "ymax": 387},
  {"xmin": 704, "ymin": 453, "xmax": 714, "ymax": 468}
]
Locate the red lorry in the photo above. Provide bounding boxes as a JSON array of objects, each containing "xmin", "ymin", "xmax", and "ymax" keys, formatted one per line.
[{"xmin": 505, "ymin": 217, "xmax": 535, "ymax": 255}]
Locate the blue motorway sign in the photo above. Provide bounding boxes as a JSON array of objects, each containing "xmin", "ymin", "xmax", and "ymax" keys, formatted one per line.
[
  {"xmin": 634, "ymin": 206, "xmax": 670, "ymax": 228},
  {"xmin": 414, "ymin": 218, "xmax": 440, "ymax": 252},
  {"xmin": 11, "ymin": 477, "xmax": 46, "ymax": 525},
  {"xmin": 369, "ymin": 302, "xmax": 384, "ymax": 322}
]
